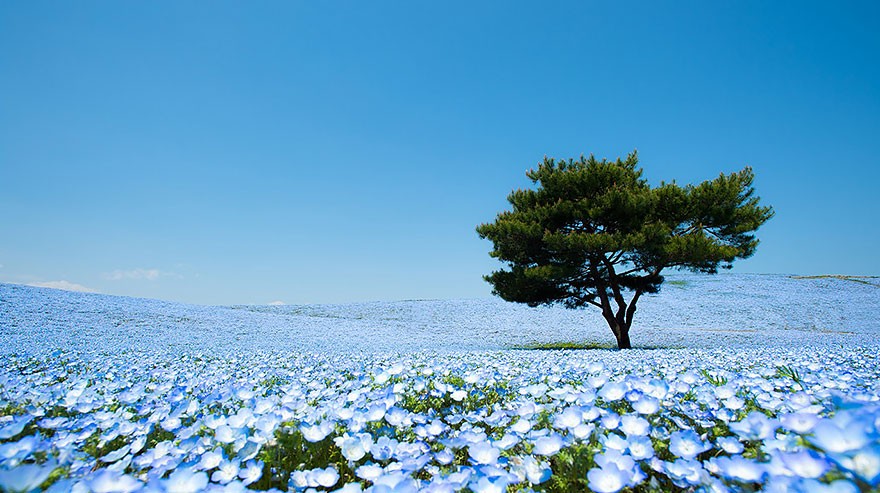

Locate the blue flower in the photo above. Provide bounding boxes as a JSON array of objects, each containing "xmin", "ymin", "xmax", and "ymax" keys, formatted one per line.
[
  {"xmin": 668, "ymin": 430, "xmax": 709, "ymax": 460},
  {"xmin": 778, "ymin": 449, "xmax": 830, "ymax": 479},
  {"xmin": 729, "ymin": 411, "xmax": 779, "ymax": 440},
  {"xmin": 587, "ymin": 463, "xmax": 630, "ymax": 493},
  {"xmin": 712, "ymin": 455, "xmax": 765, "ymax": 483}
]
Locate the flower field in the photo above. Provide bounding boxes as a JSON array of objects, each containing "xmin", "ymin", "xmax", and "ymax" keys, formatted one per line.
[{"xmin": 1, "ymin": 276, "xmax": 879, "ymax": 492}]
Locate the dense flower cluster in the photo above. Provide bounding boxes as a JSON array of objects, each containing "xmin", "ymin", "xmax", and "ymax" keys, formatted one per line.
[
  {"xmin": 1, "ymin": 346, "xmax": 879, "ymax": 492},
  {"xmin": 1, "ymin": 279, "xmax": 879, "ymax": 491}
]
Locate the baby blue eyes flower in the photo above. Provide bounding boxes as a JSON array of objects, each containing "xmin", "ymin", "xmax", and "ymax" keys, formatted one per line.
[
  {"xmin": 716, "ymin": 436, "xmax": 744, "ymax": 454},
  {"xmin": 554, "ymin": 407, "xmax": 583, "ymax": 429},
  {"xmin": 355, "ymin": 463, "xmax": 384, "ymax": 482},
  {"xmin": 779, "ymin": 412, "xmax": 821, "ymax": 434},
  {"xmin": 163, "ymin": 468, "xmax": 209, "ymax": 493},
  {"xmin": 237, "ymin": 460, "xmax": 263, "ymax": 486},
  {"xmin": 729, "ymin": 411, "xmax": 779, "ymax": 440},
  {"xmin": 0, "ymin": 460, "xmax": 56, "ymax": 493},
  {"xmin": 211, "ymin": 460, "xmax": 240, "ymax": 484},
  {"xmin": 469, "ymin": 441, "xmax": 500, "ymax": 465},
  {"xmin": 631, "ymin": 396, "xmax": 660, "ymax": 415},
  {"xmin": 809, "ymin": 419, "xmax": 871, "ymax": 454},
  {"xmin": 312, "ymin": 466, "xmax": 340, "ymax": 488},
  {"xmin": 599, "ymin": 382, "xmax": 627, "ymax": 402},
  {"xmin": 626, "ymin": 436, "xmax": 655, "ymax": 461},
  {"xmin": 619, "ymin": 415, "xmax": 650, "ymax": 437},
  {"xmin": 471, "ymin": 475, "xmax": 510, "ymax": 493},
  {"xmin": 533, "ymin": 434, "xmax": 564, "ymax": 456},
  {"xmin": 301, "ymin": 422, "xmax": 334, "ymax": 443},
  {"xmin": 0, "ymin": 416, "xmax": 34, "ymax": 440},
  {"xmin": 587, "ymin": 463, "xmax": 630, "ymax": 493},
  {"xmin": 199, "ymin": 449, "xmax": 224, "ymax": 470},
  {"xmin": 335, "ymin": 433, "xmax": 374, "ymax": 462},
  {"xmin": 84, "ymin": 469, "xmax": 143, "ymax": 493},
  {"xmin": 713, "ymin": 455, "xmax": 765, "ymax": 483},
  {"xmin": 664, "ymin": 458, "xmax": 703, "ymax": 487},
  {"xmin": 828, "ymin": 443, "xmax": 880, "ymax": 486},
  {"xmin": 779, "ymin": 450, "xmax": 830, "ymax": 479},
  {"xmin": 668, "ymin": 430, "xmax": 710, "ymax": 460},
  {"xmin": 799, "ymin": 478, "xmax": 860, "ymax": 493}
]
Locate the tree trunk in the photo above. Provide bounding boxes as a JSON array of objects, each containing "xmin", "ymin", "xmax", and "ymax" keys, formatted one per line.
[{"xmin": 615, "ymin": 324, "xmax": 632, "ymax": 349}]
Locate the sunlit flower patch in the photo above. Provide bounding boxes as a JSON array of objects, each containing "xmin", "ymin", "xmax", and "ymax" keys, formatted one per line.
[{"xmin": 1, "ymin": 345, "xmax": 879, "ymax": 492}]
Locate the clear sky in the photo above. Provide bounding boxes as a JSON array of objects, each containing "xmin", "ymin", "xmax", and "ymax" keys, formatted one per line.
[{"xmin": 1, "ymin": 1, "xmax": 878, "ymax": 305}]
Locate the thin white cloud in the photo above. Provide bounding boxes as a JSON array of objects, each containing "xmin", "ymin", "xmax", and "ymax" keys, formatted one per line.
[
  {"xmin": 104, "ymin": 268, "xmax": 177, "ymax": 281},
  {"xmin": 268, "ymin": 300, "xmax": 285, "ymax": 306},
  {"xmin": 27, "ymin": 280, "xmax": 98, "ymax": 293}
]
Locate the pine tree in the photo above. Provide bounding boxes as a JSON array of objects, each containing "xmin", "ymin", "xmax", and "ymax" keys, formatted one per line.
[{"xmin": 476, "ymin": 151, "xmax": 774, "ymax": 349}]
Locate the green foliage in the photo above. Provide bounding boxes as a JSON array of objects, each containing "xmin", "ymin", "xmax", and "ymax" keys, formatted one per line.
[
  {"xmin": 254, "ymin": 427, "xmax": 354, "ymax": 490},
  {"xmin": 477, "ymin": 151, "xmax": 773, "ymax": 348},
  {"xmin": 511, "ymin": 341, "xmax": 615, "ymax": 350},
  {"xmin": 775, "ymin": 365, "xmax": 803, "ymax": 385}
]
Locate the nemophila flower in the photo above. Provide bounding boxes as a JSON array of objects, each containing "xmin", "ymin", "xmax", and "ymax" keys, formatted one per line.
[
  {"xmin": 450, "ymin": 389, "xmax": 467, "ymax": 402},
  {"xmin": 334, "ymin": 482, "xmax": 364, "ymax": 493},
  {"xmin": 384, "ymin": 407, "xmax": 410, "ymax": 427},
  {"xmin": 599, "ymin": 382, "xmax": 627, "ymax": 402},
  {"xmin": 723, "ymin": 396, "xmax": 745, "ymax": 410},
  {"xmin": 199, "ymin": 448, "xmax": 224, "ymax": 470},
  {"xmin": 572, "ymin": 422, "xmax": 595, "ymax": 439},
  {"xmin": 211, "ymin": 460, "xmax": 240, "ymax": 484},
  {"xmin": 716, "ymin": 436, "xmax": 744, "ymax": 454},
  {"xmin": 237, "ymin": 459, "xmax": 263, "ymax": 485},
  {"xmin": 712, "ymin": 455, "xmax": 765, "ymax": 483},
  {"xmin": 370, "ymin": 436, "xmax": 399, "ymax": 461},
  {"xmin": 587, "ymin": 463, "xmax": 630, "ymax": 493},
  {"xmin": 810, "ymin": 419, "xmax": 872, "ymax": 454},
  {"xmin": 595, "ymin": 450, "xmax": 636, "ymax": 472},
  {"xmin": 0, "ymin": 460, "xmax": 56, "ymax": 493},
  {"xmin": 0, "ymin": 434, "xmax": 40, "ymax": 461},
  {"xmin": 632, "ymin": 395, "xmax": 660, "ymax": 415},
  {"xmin": 798, "ymin": 478, "xmax": 860, "ymax": 493},
  {"xmin": 469, "ymin": 441, "xmax": 500, "ymax": 465},
  {"xmin": 729, "ymin": 411, "xmax": 779, "ymax": 440},
  {"xmin": 714, "ymin": 384, "xmax": 737, "ymax": 400},
  {"xmin": 620, "ymin": 414, "xmax": 650, "ymax": 436},
  {"xmin": 510, "ymin": 418, "xmax": 531, "ymax": 434},
  {"xmin": 777, "ymin": 449, "xmax": 830, "ymax": 479},
  {"xmin": 779, "ymin": 412, "xmax": 821, "ymax": 434},
  {"xmin": 601, "ymin": 413, "xmax": 620, "ymax": 430},
  {"xmin": 356, "ymin": 463, "xmax": 384, "ymax": 481},
  {"xmin": 471, "ymin": 475, "xmax": 509, "ymax": 493},
  {"xmin": 496, "ymin": 433, "xmax": 519, "ymax": 450},
  {"xmin": 313, "ymin": 466, "xmax": 340, "ymax": 488},
  {"xmin": 163, "ymin": 468, "xmax": 209, "ymax": 493},
  {"xmin": 664, "ymin": 459, "xmax": 703, "ymax": 487},
  {"xmin": 533, "ymin": 433, "xmax": 563, "ymax": 456},
  {"xmin": 214, "ymin": 424, "xmax": 239, "ymax": 444},
  {"xmin": 84, "ymin": 469, "xmax": 143, "ymax": 493},
  {"xmin": 829, "ymin": 443, "xmax": 880, "ymax": 486},
  {"xmin": 601, "ymin": 433, "xmax": 629, "ymax": 452},
  {"xmin": 627, "ymin": 435, "xmax": 655, "ymax": 461},
  {"xmin": 434, "ymin": 449, "xmax": 454, "ymax": 465},
  {"xmin": 509, "ymin": 455, "xmax": 551, "ymax": 484},
  {"xmin": 301, "ymin": 421, "xmax": 334, "ymax": 443},
  {"xmin": 371, "ymin": 470, "xmax": 412, "ymax": 490},
  {"xmin": 554, "ymin": 407, "xmax": 583, "ymax": 429},
  {"xmin": 669, "ymin": 430, "xmax": 709, "ymax": 460}
]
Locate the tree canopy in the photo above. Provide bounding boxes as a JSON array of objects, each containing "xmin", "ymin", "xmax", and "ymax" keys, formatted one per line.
[{"xmin": 476, "ymin": 151, "xmax": 774, "ymax": 349}]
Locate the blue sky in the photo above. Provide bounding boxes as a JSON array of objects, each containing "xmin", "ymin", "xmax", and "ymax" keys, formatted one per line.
[{"xmin": 1, "ymin": 1, "xmax": 878, "ymax": 305}]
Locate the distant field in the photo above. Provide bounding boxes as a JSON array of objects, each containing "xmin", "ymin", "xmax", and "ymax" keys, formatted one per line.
[{"xmin": 1, "ymin": 273, "xmax": 878, "ymax": 355}]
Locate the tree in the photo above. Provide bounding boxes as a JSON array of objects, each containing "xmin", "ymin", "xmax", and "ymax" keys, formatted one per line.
[{"xmin": 476, "ymin": 151, "xmax": 774, "ymax": 349}]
